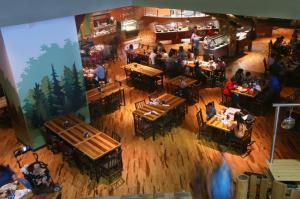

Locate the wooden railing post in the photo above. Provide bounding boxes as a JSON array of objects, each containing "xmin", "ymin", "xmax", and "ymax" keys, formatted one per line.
[
  {"xmin": 235, "ymin": 174, "xmax": 249, "ymax": 199},
  {"xmin": 271, "ymin": 181, "xmax": 287, "ymax": 199}
]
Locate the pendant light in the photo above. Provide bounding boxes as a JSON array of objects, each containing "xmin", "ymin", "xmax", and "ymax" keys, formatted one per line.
[{"xmin": 281, "ymin": 107, "xmax": 296, "ymax": 130}]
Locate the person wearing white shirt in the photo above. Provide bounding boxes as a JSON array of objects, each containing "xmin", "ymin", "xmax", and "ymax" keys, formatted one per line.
[{"xmin": 149, "ymin": 49, "xmax": 157, "ymax": 65}]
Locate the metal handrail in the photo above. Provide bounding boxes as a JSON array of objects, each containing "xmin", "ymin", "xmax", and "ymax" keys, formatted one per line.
[{"xmin": 269, "ymin": 103, "xmax": 300, "ymax": 163}]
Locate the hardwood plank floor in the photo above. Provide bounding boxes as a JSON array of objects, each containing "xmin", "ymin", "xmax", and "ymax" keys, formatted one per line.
[{"xmin": 1, "ymin": 28, "xmax": 300, "ymax": 199}]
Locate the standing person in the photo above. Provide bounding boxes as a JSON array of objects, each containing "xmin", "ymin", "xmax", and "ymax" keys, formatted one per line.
[
  {"xmin": 94, "ymin": 62, "xmax": 106, "ymax": 83},
  {"xmin": 126, "ymin": 44, "xmax": 138, "ymax": 63},
  {"xmin": 191, "ymin": 27, "xmax": 200, "ymax": 57},
  {"xmin": 149, "ymin": 49, "xmax": 157, "ymax": 66},
  {"xmin": 209, "ymin": 158, "xmax": 233, "ymax": 199}
]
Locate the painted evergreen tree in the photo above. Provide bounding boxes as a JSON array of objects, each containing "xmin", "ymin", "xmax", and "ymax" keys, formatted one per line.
[
  {"xmin": 71, "ymin": 62, "xmax": 84, "ymax": 110},
  {"xmin": 23, "ymin": 98, "xmax": 34, "ymax": 127},
  {"xmin": 32, "ymin": 83, "xmax": 48, "ymax": 127},
  {"xmin": 50, "ymin": 64, "xmax": 65, "ymax": 114},
  {"xmin": 63, "ymin": 66, "xmax": 75, "ymax": 112}
]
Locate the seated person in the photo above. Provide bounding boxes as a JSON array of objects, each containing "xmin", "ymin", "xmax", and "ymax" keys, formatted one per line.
[
  {"xmin": 223, "ymin": 78, "xmax": 235, "ymax": 97},
  {"xmin": 194, "ymin": 62, "xmax": 207, "ymax": 84},
  {"xmin": 161, "ymin": 49, "xmax": 169, "ymax": 60},
  {"xmin": 216, "ymin": 58, "xmax": 226, "ymax": 71},
  {"xmin": 94, "ymin": 62, "xmax": 106, "ymax": 82},
  {"xmin": 187, "ymin": 49, "xmax": 195, "ymax": 60},
  {"xmin": 232, "ymin": 68, "xmax": 244, "ymax": 85},
  {"xmin": 206, "ymin": 102, "xmax": 216, "ymax": 120},
  {"xmin": 149, "ymin": 49, "xmax": 157, "ymax": 66},
  {"xmin": 178, "ymin": 46, "xmax": 187, "ymax": 61},
  {"xmin": 126, "ymin": 44, "xmax": 138, "ymax": 63},
  {"xmin": 244, "ymin": 72, "xmax": 253, "ymax": 85},
  {"xmin": 232, "ymin": 112, "xmax": 247, "ymax": 138}
]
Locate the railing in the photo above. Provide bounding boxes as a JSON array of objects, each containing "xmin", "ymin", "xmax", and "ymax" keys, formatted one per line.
[{"xmin": 235, "ymin": 174, "xmax": 300, "ymax": 199}]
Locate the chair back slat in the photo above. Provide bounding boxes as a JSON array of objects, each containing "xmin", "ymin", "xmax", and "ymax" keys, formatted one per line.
[
  {"xmin": 196, "ymin": 109, "xmax": 204, "ymax": 128},
  {"xmin": 135, "ymin": 100, "xmax": 146, "ymax": 109}
]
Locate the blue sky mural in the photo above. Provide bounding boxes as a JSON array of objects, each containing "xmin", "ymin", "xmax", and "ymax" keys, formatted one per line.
[{"xmin": 1, "ymin": 16, "xmax": 82, "ymax": 102}]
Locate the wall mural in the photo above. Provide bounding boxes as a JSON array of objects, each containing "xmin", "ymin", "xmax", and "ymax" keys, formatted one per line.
[{"xmin": 1, "ymin": 16, "xmax": 90, "ymax": 148}]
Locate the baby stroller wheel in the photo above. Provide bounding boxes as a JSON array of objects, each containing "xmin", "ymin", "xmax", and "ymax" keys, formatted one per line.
[{"xmin": 53, "ymin": 183, "xmax": 61, "ymax": 192}]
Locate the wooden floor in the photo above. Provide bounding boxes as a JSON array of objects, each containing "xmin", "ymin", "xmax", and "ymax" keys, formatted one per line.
[{"xmin": 1, "ymin": 28, "xmax": 300, "ymax": 199}]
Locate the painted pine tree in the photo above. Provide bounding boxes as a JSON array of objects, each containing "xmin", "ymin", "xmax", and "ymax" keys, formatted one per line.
[
  {"xmin": 71, "ymin": 63, "xmax": 84, "ymax": 110},
  {"xmin": 50, "ymin": 64, "xmax": 65, "ymax": 115}
]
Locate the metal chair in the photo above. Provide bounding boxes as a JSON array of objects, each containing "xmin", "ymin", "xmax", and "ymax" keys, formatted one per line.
[
  {"xmin": 228, "ymin": 125, "xmax": 253, "ymax": 156},
  {"xmin": 196, "ymin": 109, "xmax": 210, "ymax": 139},
  {"xmin": 132, "ymin": 113, "xmax": 154, "ymax": 140},
  {"xmin": 100, "ymin": 150, "xmax": 123, "ymax": 184},
  {"xmin": 112, "ymin": 131, "xmax": 121, "ymax": 142}
]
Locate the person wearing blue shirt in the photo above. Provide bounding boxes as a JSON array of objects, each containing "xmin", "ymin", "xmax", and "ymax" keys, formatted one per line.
[
  {"xmin": 94, "ymin": 63, "xmax": 106, "ymax": 82},
  {"xmin": 269, "ymin": 74, "xmax": 280, "ymax": 93},
  {"xmin": 210, "ymin": 159, "xmax": 232, "ymax": 199},
  {"xmin": 206, "ymin": 102, "xmax": 216, "ymax": 120}
]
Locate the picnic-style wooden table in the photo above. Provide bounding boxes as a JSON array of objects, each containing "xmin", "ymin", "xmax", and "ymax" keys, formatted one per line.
[
  {"xmin": 44, "ymin": 115, "xmax": 121, "ymax": 161},
  {"xmin": 123, "ymin": 62, "xmax": 163, "ymax": 78},
  {"xmin": 86, "ymin": 83, "xmax": 125, "ymax": 105},
  {"xmin": 206, "ymin": 116, "xmax": 236, "ymax": 132},
  {"xmin": 206, "ymin": 107, "xmax": 239, "ymax": 132},
  {"xmin": 132, "ymin": 93, "xmax": 186, "ymax": 122},
  {"xmin": 267, "ymin": 159, "xmax": 300, "ymax": 182},
  {"xmin": 231, "ymin": 86, "xmax": 262, "ymax": 98},
  {"xmin": 167, "ymin": 75, "xmax": 197, "ymax": 89}
]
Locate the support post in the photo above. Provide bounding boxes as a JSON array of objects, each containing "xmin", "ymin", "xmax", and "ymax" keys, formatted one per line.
[{"xmin": 270, "ymin": 106, "xmax": 280, "ymax": 163}]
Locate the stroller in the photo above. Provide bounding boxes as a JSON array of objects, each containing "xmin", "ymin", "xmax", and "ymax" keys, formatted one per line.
[{"xmin": 14, "ymin": 145, "xmax": 61, "ymax": 194}]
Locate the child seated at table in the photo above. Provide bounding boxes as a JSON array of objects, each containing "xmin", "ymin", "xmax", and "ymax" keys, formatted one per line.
[{"xmin": 206, "ymin": 102, "xmax": 216, "ymax": 120}]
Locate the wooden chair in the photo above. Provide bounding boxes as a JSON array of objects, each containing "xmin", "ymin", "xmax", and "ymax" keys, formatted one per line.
[
  {"xmin": 100, "ymin": 150, "xmax": 123, "ymax": 183},
  {"xmin": 263, "ymin": 58, "xmax": 270, "ymax": 77},
  {"xmin": 228, "ymin": 126, "xmax": 253, "ymax": 157},
  {"xmin": 220, "ymin": 86, "xmax": 231, "ymax": 106},
  {"xmin": 124, "ymin": 68, "xmax": 132, "ymax": 85},
  {"xmin": 58, "ymin": 141, "xmax": 76, "ymax": 167},
  {"xmin": 191, "ymin": 82, "xmax": 202, "ymax": 103},
  {"xmin": 112, "ymin": 131, "xmax": 121, "ymax": 142},
  {"xmin": 134, "ymin": 99, "xmax": 146, "ymax": 109},
  {"xmin": 132, "ymin": 113, "xmax": 154, "ymax": 140},
  {"xmin": 105, "ymin": 91, "xmax": 122, "ymax": 112},
  {"xmin": 196, "ymin": 109, "xmax": 211, "ymax": 139},
  {"xmin": 43, "ymin": 132, "xmax": 60, "ymax": 154}
]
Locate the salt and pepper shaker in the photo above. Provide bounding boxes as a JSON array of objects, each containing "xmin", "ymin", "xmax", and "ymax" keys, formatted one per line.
[
  {"xmin": 83, "ymin": 132, "xmax": 89, "ymax": 138},
  {"xmin": 63, "ymin": 120, "xmax": 69, "ymax": 129}
]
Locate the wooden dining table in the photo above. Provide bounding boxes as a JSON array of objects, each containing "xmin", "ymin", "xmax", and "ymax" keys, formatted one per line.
[
  {"xmin": 133, "ymin": 93, "xmax": 186, "ymax": 122},
  {"xmin": 206, "ymin": 107, "xmax": 239, "ymax": 132},
  {"xmin": 86, "ymin": 83, "xmax": 125, "ymax": 105},
  {"xmin": 123, "ymin": 62, "xmax": 163, "ymax": 78},
  {"xmin": 167, "ymin": 75, "xmax": 197, "ymax": 89},
  {"xmin": 122, "ymin": 63, "xmax": 164, "ymax": 90},
  {"xmin": 44, "ymin": 115, "xmax": 121, "ymax": 161}
]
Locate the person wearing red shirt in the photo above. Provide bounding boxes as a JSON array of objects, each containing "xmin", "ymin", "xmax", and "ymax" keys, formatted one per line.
[{"xmin": 223, "ymin": 78, "xmax": 235, "ymax": 96}]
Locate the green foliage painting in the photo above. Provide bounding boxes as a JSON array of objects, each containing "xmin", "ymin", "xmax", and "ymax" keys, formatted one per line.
[
  {"xmin": 23, "ymin": 62, "xmax": 86, "ymax": 128},
  {"xmin": 1, "ymin": 16, "xmax": 90, "ymax": 148}
]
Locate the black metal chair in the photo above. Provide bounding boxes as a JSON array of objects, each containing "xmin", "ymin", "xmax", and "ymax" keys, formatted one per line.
[
  {"xmin": 112, "ymin": 131, "xmax": 121, "ymax": 142},
  {"xmin": 228, "ymin": 125, "xmax": 253, "ymax": 157},
  {"xmin": 220, "ymin": 86, "xmax": 231, "ymax": 107},
  {"xmin": 132, "ymin": 113, "xmax": 154, "ymax": 140},
  {"xmin": 134, "ymin": 99, "xmax": 146, "ymax": 109},
  {"xmin": 100, "ymin": 150, "xmax": 123, "ymax": 184},
  {"xmin": 196, "ymin": 109, "xmax": 211, "ymax": 140}
]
